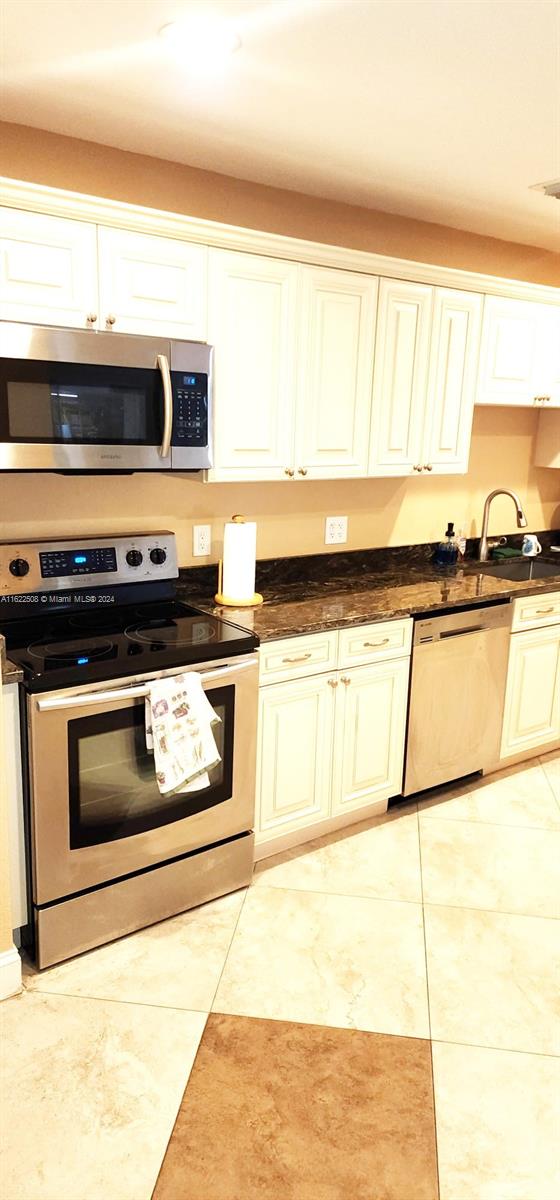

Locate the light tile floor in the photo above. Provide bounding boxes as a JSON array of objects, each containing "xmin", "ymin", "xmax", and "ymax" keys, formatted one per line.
[{"xmin": 1, "ymin": 751, "xmax": 559, "ymax": 1199}]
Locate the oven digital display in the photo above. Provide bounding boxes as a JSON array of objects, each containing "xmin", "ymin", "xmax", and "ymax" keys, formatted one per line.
[{"xmin": 40, "ymin": 547, "xmax": 118, "ymax": 578}]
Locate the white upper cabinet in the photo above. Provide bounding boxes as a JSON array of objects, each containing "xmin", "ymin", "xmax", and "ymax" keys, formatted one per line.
[
  {"xmin": 476, "ymin": 297, "xmax": 560, "ymax": 407},
  {"xmin": 369, "ymin": 281, "xmax": 483, "ymax": 477},
  {"xmin": 423, "ymin": 288, "xmax": 483, "ymax": 473},
  {"xmin": 0, "ymin": 208, "xmax": 98, "ymax": 329},
  {"xmin": 97, "ymin": 227, "xmax": 207, "ymax": 339},
  {"xmin": 369, "ymin": 280, "xmax": 433, "ymax": 475},
  {"xmin": 294, "ymin": 267, "xmax": 378, "ymax": 478},
  {"xmin": 207, "ymin": 249, "xmax": 299, "ymax": 480}
]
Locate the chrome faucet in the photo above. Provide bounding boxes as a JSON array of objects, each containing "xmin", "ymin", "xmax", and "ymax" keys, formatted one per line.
[{"xmin": 479, "ymin": 489, "xmax": 528, "ymax": 561}]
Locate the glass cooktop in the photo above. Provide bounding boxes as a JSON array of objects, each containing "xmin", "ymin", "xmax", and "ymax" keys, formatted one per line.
[{"xmin": 2, "ymin": 600, "xmax": 258, "ymax": 692}]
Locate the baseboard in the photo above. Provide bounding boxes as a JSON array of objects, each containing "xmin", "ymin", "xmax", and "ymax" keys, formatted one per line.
[{"xmin": 0, "ymin": 945, "xmax": 22, "ymax": 1001}]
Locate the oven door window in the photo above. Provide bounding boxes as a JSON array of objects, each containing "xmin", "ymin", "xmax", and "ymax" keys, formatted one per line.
[
  {"xmin": 0, "ymin": 359, "xmax": 163, "ymax": 445},
  {"xmin": 68, "ymin": 685, "xmax": 234, "ymax": 847}
]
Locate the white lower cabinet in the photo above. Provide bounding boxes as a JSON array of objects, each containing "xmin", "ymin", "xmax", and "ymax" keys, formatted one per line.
[
  {"xmin": 500, "ymin": 623, "xmax": 560, "ymax": 758},
  {"xmin": 331, "ymin": 658, "xmax": 410, "ymax": 817},
  {"xmin": 257, "ymin": 674, "xmax": 335, "ymax": 840},
  {"xmin": 255, "ymin": 624, "xmax": 412, "ymax": 851}
]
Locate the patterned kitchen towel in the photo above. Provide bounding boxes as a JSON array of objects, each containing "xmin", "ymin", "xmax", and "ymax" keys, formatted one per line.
[{"xmin": 145, "ymin": 672, "xmax": 221, "ymax": 796}]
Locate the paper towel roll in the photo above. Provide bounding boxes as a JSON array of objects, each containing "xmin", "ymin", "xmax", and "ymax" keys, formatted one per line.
[{"xmin": 220, "ymin": 516, "xmax": 261, "ymax": 605}]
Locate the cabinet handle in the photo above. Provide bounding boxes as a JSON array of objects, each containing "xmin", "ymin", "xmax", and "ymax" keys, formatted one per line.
[
  {"xmin": 341, "ymin": 675, "xmax": 351, "ymax": 685},
  {"xmin": 327, "ymin": 678, "xmax": 338, "ymax": 687},
  {"xmin": 534, "ymin": 396, "xmax": 551, "ymax": 404},
  {"xmin": 297, "ymin": 467, "xmax": 308, "ymax": 476},
  {"xmin": 423, "ymin": 463, "xmax": 433, "ymax": 471},
  {"xmin": 363, "ymin": 638, "xmax": 390, "ymax": 648},
  {"xmin": 284, "ymin": 467, "xmax": 295, "ymax": 477},
  {"xmin": 534, "ymin": 606, "xmax": 554, "ymax": 615},
  {"xmin": 281, "ymin": 653, "xmax": 312, "ymax": 664},
  {"xmin": 85, "ymin": 312, "xmax": 97, "ymax": 325},
  {"xmin": 106, "ymin": 314, "xmax": 117, "ymax": 327},
  {"xmin": 413, "ymin": 465, "xmax": 422, "ymax": 472}
]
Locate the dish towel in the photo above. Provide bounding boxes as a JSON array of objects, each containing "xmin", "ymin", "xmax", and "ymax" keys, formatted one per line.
[{"xmin": 145, "ymin": 672, "xmax": 221, "ymax": 796}]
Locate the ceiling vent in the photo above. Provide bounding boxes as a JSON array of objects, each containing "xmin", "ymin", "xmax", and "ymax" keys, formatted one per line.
[{"xmin": 530, "ymin": 179, "xmax": 560, "ymax": 199}]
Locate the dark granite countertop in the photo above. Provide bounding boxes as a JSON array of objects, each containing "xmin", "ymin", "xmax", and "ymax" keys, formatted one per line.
[
  {"xmin": 1, "ymin": 658, "xmax": 23, "ymax": 685},
  {"xmin": 178, "ymin": 536, "xmax": 560, "ymax": 642}
]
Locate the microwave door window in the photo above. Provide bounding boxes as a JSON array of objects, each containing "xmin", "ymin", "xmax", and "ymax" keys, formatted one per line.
[{"xmin": 2, "ymin": 361, "xmax": 162, "ymax": 445}]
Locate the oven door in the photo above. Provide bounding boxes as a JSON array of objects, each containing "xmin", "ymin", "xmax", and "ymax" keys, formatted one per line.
[{"xmin": 27, "ymin": 655, "xmax": 258, "ymax": 904}]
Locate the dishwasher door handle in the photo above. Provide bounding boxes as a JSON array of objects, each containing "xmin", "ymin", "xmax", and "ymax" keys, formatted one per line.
[{"xmin": 440, "ymin": 625, "xmax": 485, "ymax": 639}]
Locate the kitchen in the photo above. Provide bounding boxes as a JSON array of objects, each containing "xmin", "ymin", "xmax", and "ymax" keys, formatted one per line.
[{"xmin": 0, "ymin": 2, "xmax": 559, "ymax": 1199}]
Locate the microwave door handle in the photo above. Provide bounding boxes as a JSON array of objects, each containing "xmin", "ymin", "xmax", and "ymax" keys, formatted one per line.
[
  {"xmin": 157, "ymin": 353, "xmax": 173, "ymax": 458},
  {"xmin": 36, "ymin": 660, "xmax": 254, "ymax": 711}
]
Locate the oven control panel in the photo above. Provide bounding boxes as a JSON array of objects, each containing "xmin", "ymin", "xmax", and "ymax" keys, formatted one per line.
[{"xmin": 0, "ymin": 533, "xmax": 178, "ymax": 594}]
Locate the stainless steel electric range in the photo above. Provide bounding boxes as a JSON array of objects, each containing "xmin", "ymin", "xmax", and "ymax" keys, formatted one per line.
[{"xmin": 0, "ymin": 532, "xmax": 259, "ymax": 968}]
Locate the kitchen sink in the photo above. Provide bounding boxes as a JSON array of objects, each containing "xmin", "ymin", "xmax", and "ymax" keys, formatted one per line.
[{"xmin": 478, "ymin": 559, "xmax": 560, "ymax": 581}]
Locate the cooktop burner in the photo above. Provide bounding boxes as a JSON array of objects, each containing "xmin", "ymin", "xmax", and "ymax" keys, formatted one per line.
[
  {"xmin": 28, "ymin": 638, "xmax": 116, "ymax": 663},
  {"xmin": 2, "ymin": 598, "xmax": 258, "ymax": 692},
  {"xmin": 125, "ymin": 616, "xmax": 217, "ymax": 647}
]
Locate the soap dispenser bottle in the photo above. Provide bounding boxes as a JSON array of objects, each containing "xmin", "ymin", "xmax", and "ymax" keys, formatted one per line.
[{"xmin": 435, "ymin": 522, "xmax": 459, "ymax": 566}]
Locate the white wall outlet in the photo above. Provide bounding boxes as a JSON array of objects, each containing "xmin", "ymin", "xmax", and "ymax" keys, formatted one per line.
[
  {"xmin": 325, "ymin": 516, "xmax": 348, "ymax": 545},
  {"xmin": 193, "ymin": 524, "xmax": 212, "ymax": 557}
]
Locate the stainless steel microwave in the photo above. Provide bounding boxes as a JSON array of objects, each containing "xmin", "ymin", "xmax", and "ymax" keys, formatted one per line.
[{"xmin": 0, "ymin": 322, "xmax": 213, "ymax": 471}]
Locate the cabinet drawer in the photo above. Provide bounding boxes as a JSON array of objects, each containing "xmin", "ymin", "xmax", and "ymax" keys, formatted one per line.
[
  {"xmin": 259, "ymin": 631, "xmax": 338, "ymax": 684},
  {"xmin": 511, "ymin": 592, "xmax": 560, "ymax": 632},
  {"xmin": 338, "ymin": 619, "xmax": 412, "ymax": 667}
]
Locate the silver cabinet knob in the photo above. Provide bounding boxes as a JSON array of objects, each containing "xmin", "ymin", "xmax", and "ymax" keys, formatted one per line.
[
  {"xmin": 423, "ymin": 463, "xmax": 433, "ymax": 471},
  {"xmin": 413, "ymin": 465, "xmax": 423, "ymax": 472},
  {"xmin": 284, "ymin": 467, "xmax": 295, "ymax": 477},
  {"xmin": 86, "ymin": 312, "xmax": 97, "ymax": 325},
  {"xmin": 298, "ymin": 467, "xmax": 308, "ymax": 476},
  {"xmin": 106, "ymin": 314, "xmax": 117, "ymax": 327}
]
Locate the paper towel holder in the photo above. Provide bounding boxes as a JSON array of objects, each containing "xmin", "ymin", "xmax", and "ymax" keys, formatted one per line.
[{"xmin": 215, "ymin": 515, "xmax": 264, "ymax": 607}]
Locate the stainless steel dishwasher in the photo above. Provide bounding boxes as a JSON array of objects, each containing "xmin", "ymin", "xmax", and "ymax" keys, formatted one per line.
[{"xmin": 403, "ymin": 602, "xmax": 512, "ymax": 796}]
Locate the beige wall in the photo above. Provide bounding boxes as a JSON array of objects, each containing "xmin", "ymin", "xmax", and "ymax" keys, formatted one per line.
[
  {"xmin": 1, "ymin": 409, "xmax": 558, "ymax": 565},
  {"xmin": 1, "ymin": 122, "xmax": 560, "ymax": 287}
]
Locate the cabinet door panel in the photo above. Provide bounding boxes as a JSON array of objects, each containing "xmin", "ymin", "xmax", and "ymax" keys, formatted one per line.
[
  {"xmin": 256, "ymin": 676, "xmax": 335, "ymax": 842},
  {"xmin": 477, "ymin": 297, "xmax": 542, "ymax": 405},
  {"xmin": 295, "ymin": 267, "xmax": 377, "ymax": 477},
  {"xmin": 97, "ymin": 227, "xmax": 206, "ymax": 338},
  {"xmin": 208, "ymin": 250, "xmax": 298, "ymax": 480},
  {"xmin": 0, "ymin": 208, "xmax": 97, "ymax": 329},
  {"xmin": 501, "ymin": 627, "xmax": 560, "ymax": 758},
  {"xmin": 424, "ymin": 288, "xmax": 482, "ymax": 473},
  {"xmin": 538, "ymin": 307, "xmax": 560, "ymax": 406},
  {"xmin": 369, "ymin": 280, "xmax": 432, "ymax": 475},
  {"xmin": 332, "ymin": 658, "xmax": 410, "ymax": 815}
]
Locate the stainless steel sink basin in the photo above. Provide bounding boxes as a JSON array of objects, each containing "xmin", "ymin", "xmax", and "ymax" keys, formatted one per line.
[{"xmin": 478, "ymin": 559, "xmax": 560, "ymax": 581}]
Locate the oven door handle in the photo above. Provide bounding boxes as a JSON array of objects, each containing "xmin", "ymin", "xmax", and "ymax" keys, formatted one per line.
[
  {"xmin": 157, "ymin": 353, "xmax": 173, "ymax": 459},
  {"xmin": 36, "ymin": 660, "xmax": 255, "ymax": 711}
]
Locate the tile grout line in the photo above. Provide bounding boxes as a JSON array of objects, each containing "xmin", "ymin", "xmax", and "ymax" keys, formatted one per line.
[
  {"xmin": 206, "ymin": 883, "xmax": 250, "ymax": 1014},
  {"xmin": 417, "ymin": 803, "xmax": 442, "ymax": 1200},
  {"xmin": 418, "ymin": 810, "xmax": 560, "ymax": 834},
  {"xmin": 252, "ymin": 880, "xmax": 560, "ymax": 921},
  {"xmin": 537, "ymin": 755, "xmax": 560, "ymax": 813},
  {"xmin": 19, "ymin": 984, "xmax": 213, "ymax": 1017}
]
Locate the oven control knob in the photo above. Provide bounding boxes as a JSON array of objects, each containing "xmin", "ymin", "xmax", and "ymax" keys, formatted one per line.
[
  {"xmin": 9, "ymin": 557, "xmax": 30, "ymax": 577},
  {"xmin": 126, "ymin": 549, "xmax": 143, "ymax": 567},
  {"xmin": 149, "ymin": 548, "xmax": 166, "ymax": 565}
]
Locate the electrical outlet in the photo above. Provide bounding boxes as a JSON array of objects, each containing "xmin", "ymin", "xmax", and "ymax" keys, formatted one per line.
[
  {"xmin": 193, "ymin": 524, "xmax": 211, "ymax": 557},
  {"xmin": 325, "ymin": 516, "xmax": 348, "ymax": 545}
]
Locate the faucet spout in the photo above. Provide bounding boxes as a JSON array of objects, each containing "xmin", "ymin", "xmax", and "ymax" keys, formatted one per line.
[{"xmin": 479, "ymin": 489, "xmax": 528, "ymax": 561}]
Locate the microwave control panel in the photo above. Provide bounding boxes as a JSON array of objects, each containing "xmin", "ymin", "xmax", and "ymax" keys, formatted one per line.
[{"xmin": 173, "ymin": 374, "xmax": 208, "ymax": 446}]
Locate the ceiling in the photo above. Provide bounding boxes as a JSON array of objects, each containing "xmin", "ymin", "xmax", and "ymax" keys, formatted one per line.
[{"xmin": 1, "ymin": 0, "xmax": 560, "ymax": 251}]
